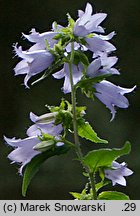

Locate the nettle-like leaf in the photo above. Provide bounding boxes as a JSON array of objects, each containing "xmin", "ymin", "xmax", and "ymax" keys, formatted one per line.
[
  {"xmin": 22, "ymin": 144, "xmax": 70, "ymax": 197},
  {"xmin": 83, "ymin": 142, "xmax": 131, "ymax": 172},
  {"xmin": 77, "ymin": 118, "xmax": 108, "ymax": 144},
  {"xmin": 98, "ymin": 191, "xmax": 130, "ymax": 200}
]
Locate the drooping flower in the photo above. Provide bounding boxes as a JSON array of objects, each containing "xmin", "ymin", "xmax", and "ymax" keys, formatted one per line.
[
  {"xmin": 73, "ymin": 3, "xmax": 116, "ymax": 54},
  {"xmin": 53, "ymin": 63, "xmax": 83, "ymax": 94},
  {"xmin": 104, "ymin": 161, "xmax": 133, "ymax": 186},
  {"xmin": 22, "ymin": 28, "xmax": 57, "ymax": 51},
  {"xmin": 4, "ymin": 136, "xmax": 41, "ymax": 174},
  {"xmin": 74, "ymin": 3, "xmax": 107, "ymax": 37},
  {"xmin": 94, "ymin": 80, "xmax": 136, "ymax": 120},
  {"xmin": 87, "ymin": 52, "xmax": 119, "ymax": 77},
  {"xmin": 4, "ymin": 111, "xmax": 63, "ymax": 174},
  {"xmin": 27, "ymin": 112, "xmax": 63, "ymax": 137},
  {"xmin": 14, "ymin": 44, "xmax": 54, "ymax": 87},
  {"xmin": 85, "ymin": 36, "xmax": 116, "ymax": 54}
]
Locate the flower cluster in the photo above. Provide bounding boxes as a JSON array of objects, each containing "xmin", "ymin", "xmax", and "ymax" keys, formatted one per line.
[
  {"xmin": 13, "ymin": 3, "xmax": 135, "ymax": 120},
  {"xmin": 4, "ymin": 2, "xmax": 135, "ymax": 198},
  {"xmin": 4, "ymin": 112, "xmax": 63, "ymax": 174}
]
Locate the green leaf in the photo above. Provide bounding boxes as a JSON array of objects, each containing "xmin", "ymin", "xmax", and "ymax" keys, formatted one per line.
[
  {"xmin": 70, "ymin": 190, "xmax": 92, "ymax": 200},
  {"xmin": 83, "ymin": 142, "xmax": 131, "ymax": 172},
  {"xmin": 98, "ymin": 191, "xmax": 130, "ymax": 200},
  {"xmin": 77, "ymin": 119, "xmax": 108, "ymax": 144},
  {"xmin": 95, "ymin": 180, "xmax": 110, "ymax": 192},
  {"xmin": 76, "ymin": 75, "xmax": 110, "ymax": 89},
  {"xmin": 22, "ymin": 145, "xmax": 70, "ymax": 197}
]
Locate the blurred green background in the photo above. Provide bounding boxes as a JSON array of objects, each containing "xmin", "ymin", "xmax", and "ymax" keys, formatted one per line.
[{"xmin": 0, "ymin": 0, "xmax": 139, "ymax": 199}]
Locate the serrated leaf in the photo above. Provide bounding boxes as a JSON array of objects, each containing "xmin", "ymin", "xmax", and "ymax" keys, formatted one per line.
[
  {"xmin": 83, "ymin": 142, "xmax": 131, "ymax": 172},
  {"xmin": 78, "ymin": 120, "xmax": 108, "ymax": 144},
  {"xmin": 22, "ymin": 145, "xmax": 70, "ymax": 197},
  {"xmin": 98, "ymin": 191, "xmax": 130, "ymax": 200}
]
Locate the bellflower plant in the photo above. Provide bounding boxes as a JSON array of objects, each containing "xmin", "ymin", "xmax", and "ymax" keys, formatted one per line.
[{"xmin": 4, "ymin": 2, "xmax": 136, "ymax": 200}]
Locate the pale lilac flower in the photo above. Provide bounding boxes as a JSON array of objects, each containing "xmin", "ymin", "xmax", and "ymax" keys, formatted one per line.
[
  {"xmin": 53, "ymin": 63, "xmax": 83, "ymax": 94},
  {"xmin": 4, "ymin": 111, "xmax": 63, "ymax": 174},
  {"xmin": 4, "ymin": 136, "xmax": 41, "ymax": 174},
  {"xmin": 14, "ymin": 44, "xmax": 54, "ymax": 87},
  {"xmin": 94, "ymin": 80, "xmax": 136, "ymax": 120},
  {"xmin": 104, "ymin": 161, "xmax": 133, "ymax": 186},
  {"xmin": 22, "ymin": 28, "xmax": 57, "ymax": 51},
  {"xmin": 74, "ymin": 3, "xmax": 107, "ymax": 37},
  {"xmin": 27, "ymin": 112, "xmax": 63, "ymax": 137},
  {"xmin": 85, "ymin": 36, "xmax": 116, "ymax": 54},
  {"xmin": 87, "ymin": 53, "xmax": 119, "ymax": 77}
]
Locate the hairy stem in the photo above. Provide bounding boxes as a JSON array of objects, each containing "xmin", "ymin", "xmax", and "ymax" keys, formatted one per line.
[
  {"xmin": 68, "ymin": 42, "xmax": 83, "ymax": 160},
  {"xmin": 89, "ymin": 172, "xmax": 97, "ymax": 200},
  {"xmin": 69, "ymin": 42, "xmax": 97, "ymax": 199}
]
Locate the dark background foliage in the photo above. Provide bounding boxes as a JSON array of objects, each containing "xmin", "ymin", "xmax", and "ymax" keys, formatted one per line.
[{"xmin": 0, "ymin": 0, "xmax": 139, "ymax": 199}]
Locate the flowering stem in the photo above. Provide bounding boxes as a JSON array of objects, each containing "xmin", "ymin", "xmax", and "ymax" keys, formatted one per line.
[
  {"xmin": 68, "ymin": 42, "xmax": 83, "ymax": 161},
  {"xmin": 69, "ymin": 42, "xmax": 97, "ymax": 199},
  {"xmin": 89, "ymin": 172, "xmax": 97, "ymax": 200}
]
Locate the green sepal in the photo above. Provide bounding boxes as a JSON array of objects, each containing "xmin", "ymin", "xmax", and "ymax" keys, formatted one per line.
[
  {"xmin": 83, "ymin": 142, "xmax": 131, "ymax": 172},
  {"xmin": 98, "ymin": 191, "xmax": 130, "ymax": 200},
  {"xmin": 67, "ymin": 13, "xmax": 75, "ymax": 29},
  {"xmin": 22, "ymin": 144, "xmax": 71, "ymax": 197},
  {"xmin": 77, "ymin": 118, "xmax": 108, "ymax": 144},
  {"xmin": 33, "ymin": 140, "xmax": 55, "ymax": 152}
]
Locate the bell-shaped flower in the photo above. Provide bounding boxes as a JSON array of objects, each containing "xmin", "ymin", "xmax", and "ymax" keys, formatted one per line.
[
  {"xmin": 4, "ymin": 136, "xmax": 41, "ymax": 175},
  {"xmin": 87, "ymin": 53, "xmax": 119, "ymax": 77},
  {"xmin": 94, "ymin": 80, "xmax": 136, "ymax": 120},
  {"xmin": 74, "ymin": 3, "xmax": 107, "ymax": 37},
  {"xmin": 14, "ymin": 44, "xmax": 54, "ymax": 87},
  {"xmin": 85, "ymin": 35, "xmax": 116, "ymax": 54},
  {"xmin": 27, "ymin": 112, "xmax": 63, "ymax": 137},
  {"xmin": 53, "ymin": 63, "xmax": 83, "ymax": 94},
  {"xmin": 104, "ymin": 161, "xmax": 133, "ymax": 186},
  {"xmin": 4, "ymin": 111, "xmax": 63, "ymax": 174},
  {"xmin": 22, "ymin": 28, "xmax": 57, "ymax": 51}
]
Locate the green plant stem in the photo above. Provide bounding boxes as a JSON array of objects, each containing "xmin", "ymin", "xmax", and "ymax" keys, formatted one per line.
[
  {"xmin": 69, "ymin": 42, "xmax": 97, "ymax": 199},
  {"xmin": 68, "ymin": 42, "xmax": 83, "ymax": 161},
  {"xmin": 89, "ymin": 172, "xmax": 97, "ymax": 200}
]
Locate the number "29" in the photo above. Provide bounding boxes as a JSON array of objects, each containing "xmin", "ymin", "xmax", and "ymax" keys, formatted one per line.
[{"xmin": 124, "ymin": 203, "xmax": 136, "ymax": 211}]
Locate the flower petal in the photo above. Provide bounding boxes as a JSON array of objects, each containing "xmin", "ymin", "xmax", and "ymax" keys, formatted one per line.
[
  {"xmin": 86, "ymin": 37, "xmax": 116, "ymax": 53},
  {"xmin": 94, "ymin": 80, "xmax": 135, "ymax": 120}
]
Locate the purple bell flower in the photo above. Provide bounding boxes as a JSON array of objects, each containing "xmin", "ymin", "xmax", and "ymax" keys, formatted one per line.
[
  {"xmin": 94, "ymin": 80, "xmax": 136, "ymax": 120},
  {"xmin": 87, "ymin": 52, "xmax": 119, "ymax": 77},
  {"xmin": 14, "ymin": 44, "xmax": 54, "ymax": 88},
  {"xmin": 22, "ymin": 28, "xmax": 57, "ymax": 51},
  {"xmin": 104, "ymin": 161, "xmax": 133, "ymax": 186},
  {"xmin": 53, "ymin": 63, "xmax": 83, "ymax": 94},
  {"xmin": 27, "ymin": 112, "xmax": 63, "ymax": 137},
  {"xmin": 85, "ymin": 36, "xmax": 116, "ymax": 54},
  {"xmin": 74, "ymin": 3, "xmax": 107, "ymax": 37},
  {"xmin": 4, "ymin": 136, "xmax": 41, "ymax": 175},
  {"xmin": 4, "ymin": 111, "xmax": 63, "ymax": 174}
]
